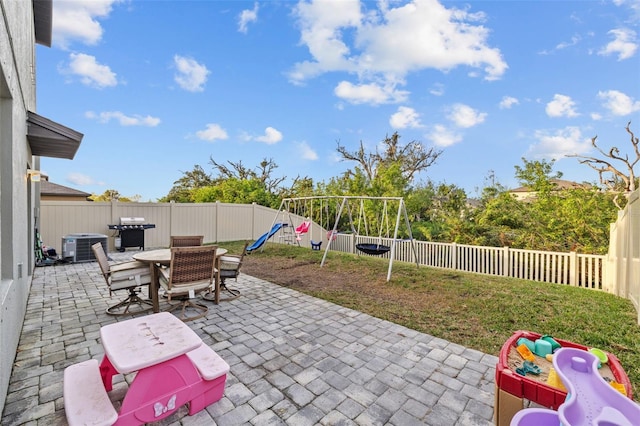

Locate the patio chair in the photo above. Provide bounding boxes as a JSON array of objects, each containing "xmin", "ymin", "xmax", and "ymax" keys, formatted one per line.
[
  {"xmin": 157, "ymin": 245, "xmax": 218, "ymax": 321},
  {"xmin": 91, "ymin": 242, "xmax": 153, "ymax": 316},
  {"xmin": 217, "ymin": 241, "xmax": 249, "ymax": 301},
  {"xmin": 170, "ymin": 235, "xmax": 204, "ymax": 247}
]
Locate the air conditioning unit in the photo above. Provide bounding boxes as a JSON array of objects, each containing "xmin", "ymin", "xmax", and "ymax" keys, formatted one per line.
[{"xmin": 62, "ymin": 233, "xmax": 108, "ymax": 263}]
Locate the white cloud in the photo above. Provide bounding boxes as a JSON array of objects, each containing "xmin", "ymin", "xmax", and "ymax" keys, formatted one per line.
[
  {"xmin": 66, "ymin": 172, "xmax": 102, "ymax": 186},
  {"xmin": 499, "ymin": 96, "xmax": 519, "ymax": 109},
  {"xmin": 429, "ymin": 83, "xmax": 445, "ymax": 96},
  {"xmin": 66, "ymin": 53, "xmax": 118, "ymax": 88},
  {"xmin": 255, "ymin": 127, "xmax": 283, "ymax": 144},
  {"xmin": 598, "ymin": 28, "xmax": 638, "ymax": 60},
  {"xmin": 296, "ymin": 141, "xmax": 319, "ymax": 160},
  {"xmin": 390, "ymin": 106, "xmax": 422, "ymax": 129},
  {"xmin": 447, "ymin": 104, "xmax": 487, "ymax": 128},
  {"xmin": 174, "ymin": 55, "xmax": 210, "ymax": 92},
  {"xmin": 528, "ymin": 126, "xmax": 592, "ymax": 159},
  {"xmin": 238, "ymin": 2, "xmax": 259, "ymax": 33},
  {"xmin": 85, "ymin": 111, "xmax": 160, "ymax": 126},
  {"xmin": 597, "ymin": 90, "xmax": 640, "ymax": 115},
  {"xmin": 289, "ymin": 0, "xmax": 507, "ymax": 86},
  {"xmin": 196, "ymin": 124, "xmax": 228, "ymax": 141},
  {"xmin": 590, "ymin": 112, "xmax": 603, "ymax": 120},
  {"xmin": 427, "ymin": 124, "xmax": 462, "ymax": 147},
  {"xmin": 288, "ymin": 0, "xmax": 362, "ymax": 83},
  {"xmin": 335, "ymin": 81, "xmax": 409, "ymax": 105},
  {"xmin": 546, "ymin": 94, "xmax": 579, "ymax": 118},
  {"xmin": 557, "ymin": 35, "xmax": 581, "ymax": 50},
  {"xmin": 52, "ymin": 0, "xmax": 122, "ymax": 49}
]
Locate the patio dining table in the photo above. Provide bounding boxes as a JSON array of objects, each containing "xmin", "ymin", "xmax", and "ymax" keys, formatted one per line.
[{"xmin": 133, "ymin": 247, "xmax": 227, "ymax": 310}]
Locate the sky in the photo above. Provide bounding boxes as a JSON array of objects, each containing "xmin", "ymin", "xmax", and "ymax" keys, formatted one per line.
[{"xmin": 36, "ymin": 0, "xmax": 640, "ymax": 201}]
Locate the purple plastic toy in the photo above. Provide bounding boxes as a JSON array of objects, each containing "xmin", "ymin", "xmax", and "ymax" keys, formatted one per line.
[{"xmin": 510, "ymin": 347, "xmax": 640, "ymax": 425}]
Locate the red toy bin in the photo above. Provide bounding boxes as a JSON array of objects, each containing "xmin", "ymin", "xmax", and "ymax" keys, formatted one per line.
[{"xmin": 494, "ymin": 330, "xmax": 633, "ymax": 425}]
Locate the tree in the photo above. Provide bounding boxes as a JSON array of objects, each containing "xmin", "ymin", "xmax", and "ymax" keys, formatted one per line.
[
  {"xmin": 160, "ymin": 165, "xmax": 213, "ymax": 203},
  {"xmin": 89, "ymin": 189, "xmax": 138, "ymax": 202},
  {"xmin": 404, "ymin": 181, "xmax": 470, "ymax": 241},
  {"xmin": 567, "ymin": 122, "xmax": 639, "ymax": 209},
  {"xmin": 514, "ymin": 158, "xmax": 563, "ymax": 194},
  {"xmin": 192, "ymin": 177, "xmax": 278, "ymax": 207},
  {"xmin": 209, "ymin": 157, "xmax": 286, "ymax": 195},
  {"xmin": 461, "ymin": 160, "xmax": 619, "ymax": 253},
  {"xmin": 336, "ymin": 132, "xmax": 442, "ymax": 185}
]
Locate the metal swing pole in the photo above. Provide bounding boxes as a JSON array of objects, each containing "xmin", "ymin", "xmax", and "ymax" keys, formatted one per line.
[
  {"xmin": 321, "ymin": 197, "xmax": 347, "ymax": 267},
  {"xmin": 399, "ymin": 198, "xmax": 419, "ymax": 268},
  {"xmin": 258, "ymin": 198, "xmax": 286, "ymax": 252},
  {"xmin": 386, "ymin": 198, "xmax": 401, "ymax": 282}
]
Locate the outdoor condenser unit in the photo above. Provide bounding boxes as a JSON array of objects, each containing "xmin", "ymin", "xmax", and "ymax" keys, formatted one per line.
[{"xmin": 61, "ymin": 233, "xmax": 107, "ymax": 263}]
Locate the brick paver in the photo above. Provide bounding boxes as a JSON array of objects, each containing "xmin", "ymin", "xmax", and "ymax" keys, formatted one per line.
[{"xmin": 1, "ymin": 250, "xmax": 498, "ymax": 425}]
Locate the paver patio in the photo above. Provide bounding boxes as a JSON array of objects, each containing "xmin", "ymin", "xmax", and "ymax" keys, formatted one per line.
[{"xmin": 1, "ymin": 249, "xmax": 498, "ymax": 425}]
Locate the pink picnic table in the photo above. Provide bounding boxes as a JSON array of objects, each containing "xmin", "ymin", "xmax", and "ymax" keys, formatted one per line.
[{"xmin": 99, "ymin": 312, "xmax": 226, "ymax": 425}]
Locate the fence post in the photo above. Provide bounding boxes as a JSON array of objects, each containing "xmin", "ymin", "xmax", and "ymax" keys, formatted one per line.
[
  {"xmin": 252, "ymin": 202, "xmax": 256, "ymax": 240},
  {"xmin": 502, "ymin": 246, "xmax": 509, "ymax": 277},
  {"xmin": 451, "ymin": 242, "xmax": 457, "ymax": 270},
  {"xmin": 214, "ymin": 201, "xmax": 219, "ymax": 243},
  {"xmin": 569, "ymin": 251, "xmax": 578, "ymax": 287},
  {"xmin": 169, "ymin": 200, "xmax": 175, "ymax": 237}
]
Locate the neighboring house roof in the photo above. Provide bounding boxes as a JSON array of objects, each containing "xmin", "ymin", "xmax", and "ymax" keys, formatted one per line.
[
  {"xmin": 509, "ymin": 179, "xmax": 593, "ymax": 201},
  {"xmin": 510, "ymin": 179, "xmax": 592, "ymax": 194},
  {"xmin": 40, "ymin": 180, "xmax": 91, "ymax": 200}
]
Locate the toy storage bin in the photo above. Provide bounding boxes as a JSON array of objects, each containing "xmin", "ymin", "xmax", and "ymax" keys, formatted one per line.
[{"xmin": 493, "ymin": 330, "xmax": 633, "ymax": 426}]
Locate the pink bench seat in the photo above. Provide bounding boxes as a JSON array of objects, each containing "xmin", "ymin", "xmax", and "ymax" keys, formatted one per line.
[
  {"xmin": 186, "ymin": 344, "xmax": 230, "ymax": 415},
  {"xmin": 64, "ymin": 359, "xmax": 118, "ymax": 426}
]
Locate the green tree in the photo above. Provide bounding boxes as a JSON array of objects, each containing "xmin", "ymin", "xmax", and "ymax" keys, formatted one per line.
[
  {"xmin": 335, "ymin": 132, "xmax": 442, "ymax": 191},
  {"xmin": 468, "ymin": 159, "xmax": 618, "ymax": 253},
  {"xmin": 160, "ymin": 165, "xmax": 213, "ymax": 203},
  {"xmin": 90, "ymin": 189, "xmax": 138, "ymax": 202},
  {"xmin": 192, "ymin": 177, "xmax": 279, "ymax": 207},
  {"xmin": 514, "ymin": 158, "xmax": 563, "ymax": 194},
  {"xmin": 404, "ymin": 181, "xmax": 469, "ymax": 241},
  {"xmin": 209, "ymin": 158, "xmax": 286, "ymax": 196}
]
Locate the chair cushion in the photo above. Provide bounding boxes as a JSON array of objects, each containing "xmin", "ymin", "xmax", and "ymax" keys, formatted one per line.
[
  {"xmin": 219, "ymin": 256, "xmax": 241, "ymax": 270},
  {"xmin": 158, "ymin": 268, "xmax": 211, "ymax": 297},
  {"xmin": 108, "ymin": 263, "xmax": 151, "ymax": 290}
]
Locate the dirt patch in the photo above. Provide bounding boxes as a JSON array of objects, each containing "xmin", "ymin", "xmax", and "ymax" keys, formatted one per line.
[{"xmin": 242, "ymin": 255, "xmax": 365, "ymax": 291}]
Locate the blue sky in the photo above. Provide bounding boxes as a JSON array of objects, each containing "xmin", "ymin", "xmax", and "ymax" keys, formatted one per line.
[{"xmin": 37, "ymin": 0, "xmax": 640, "ymax": 201}]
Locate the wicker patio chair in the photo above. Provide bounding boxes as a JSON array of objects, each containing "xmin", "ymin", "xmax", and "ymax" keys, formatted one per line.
[
  {"xmin": 217, "ymin": 241, "xmax": 249, "ymax": 301},
  {"xmin": 91, "ymin": 242, "xmax": 153, "ymax": 316},
  {"xmin": 170, "ymin": 235, "xmax": 204, "ymax": 247},
  {"xmin": 157, "ymin": 245, "xmax": 218, "ymax": 321}
]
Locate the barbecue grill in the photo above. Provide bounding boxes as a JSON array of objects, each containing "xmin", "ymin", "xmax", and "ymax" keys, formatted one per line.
[{"xmin": 108, "ymin": 217, "xmax": 155, "ymax": 252}]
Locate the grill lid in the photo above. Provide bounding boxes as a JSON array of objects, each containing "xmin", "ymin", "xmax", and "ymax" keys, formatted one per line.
[{"xmin": 120, "ymin": 217, "xmax": 146, "ymax": 225}]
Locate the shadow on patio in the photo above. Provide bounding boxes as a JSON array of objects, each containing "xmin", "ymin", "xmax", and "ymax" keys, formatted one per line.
[{"xmin": 2, "ymin": 249, "xmax": 497, "ymax": 425}]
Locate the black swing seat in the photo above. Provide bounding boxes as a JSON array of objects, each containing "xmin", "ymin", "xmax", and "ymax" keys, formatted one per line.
[{"xmin": 356, "ymin": 243, "xmax": 391, "ymax": 256}]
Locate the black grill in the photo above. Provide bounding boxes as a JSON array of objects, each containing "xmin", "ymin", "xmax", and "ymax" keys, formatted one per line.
[
  {"xmin": 108, "ymin": 218, "xmax": 155, "ymax": 251},
  {"xmin": 108, "ymin": 224, "xmax": 156, "ymax": 230}
]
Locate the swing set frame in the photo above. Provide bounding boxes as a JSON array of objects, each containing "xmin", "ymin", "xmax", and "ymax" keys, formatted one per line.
[{"xmin": 268, "ymin": 195, "xmax": 418, "ymax": 281}]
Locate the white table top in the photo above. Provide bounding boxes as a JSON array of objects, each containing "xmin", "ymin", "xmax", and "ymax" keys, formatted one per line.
[
  {"xmin": 133, "ymin": 247, "xmax": 227, "ymax": 264},
  {"xmin": 100, "ymin": 312, "xmax": 202, "ymax": 373}
]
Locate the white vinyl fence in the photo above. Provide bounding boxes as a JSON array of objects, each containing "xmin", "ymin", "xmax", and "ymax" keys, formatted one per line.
[
  {"xmin": 328, "ymin": 234, "xmax": 606, "ymax": 289},
  {"xmin": 606, "ymin": 189, "xmax": 640, "ymax": 324},
  {"xmin": 39, "ymin": 197, "xmax": 638, "ymax": 322}
]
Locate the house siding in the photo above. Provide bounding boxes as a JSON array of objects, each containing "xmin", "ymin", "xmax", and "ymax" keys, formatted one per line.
[{"xmin": 0, "ymin": 0, "xmax": 40, "ymax": 414}]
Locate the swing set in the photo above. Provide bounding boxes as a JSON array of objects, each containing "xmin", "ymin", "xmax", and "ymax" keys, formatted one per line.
[{"xmin": 263, "ymin": 196, "xmax": 418, "ymax": 281}]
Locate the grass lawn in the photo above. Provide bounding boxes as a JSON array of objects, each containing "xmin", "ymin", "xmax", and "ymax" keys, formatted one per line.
[{"xmin": 225, "ymin": 240, "xmax": 640, "ymax": 399}]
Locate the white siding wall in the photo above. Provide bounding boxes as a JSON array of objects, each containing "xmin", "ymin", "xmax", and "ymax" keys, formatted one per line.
[{"xmin": 0, "ymin": 0, "xmax": 39, "ymax": 414}]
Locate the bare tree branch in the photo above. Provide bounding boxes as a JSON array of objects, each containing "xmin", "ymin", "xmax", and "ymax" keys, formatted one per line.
[
  {"xmin": 336, "ymin": 132, "xmax": 442, "ymax": 183},
  {"xmin": 567, "ymin": 121, "xmax": 638, "ymax": 208}
]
